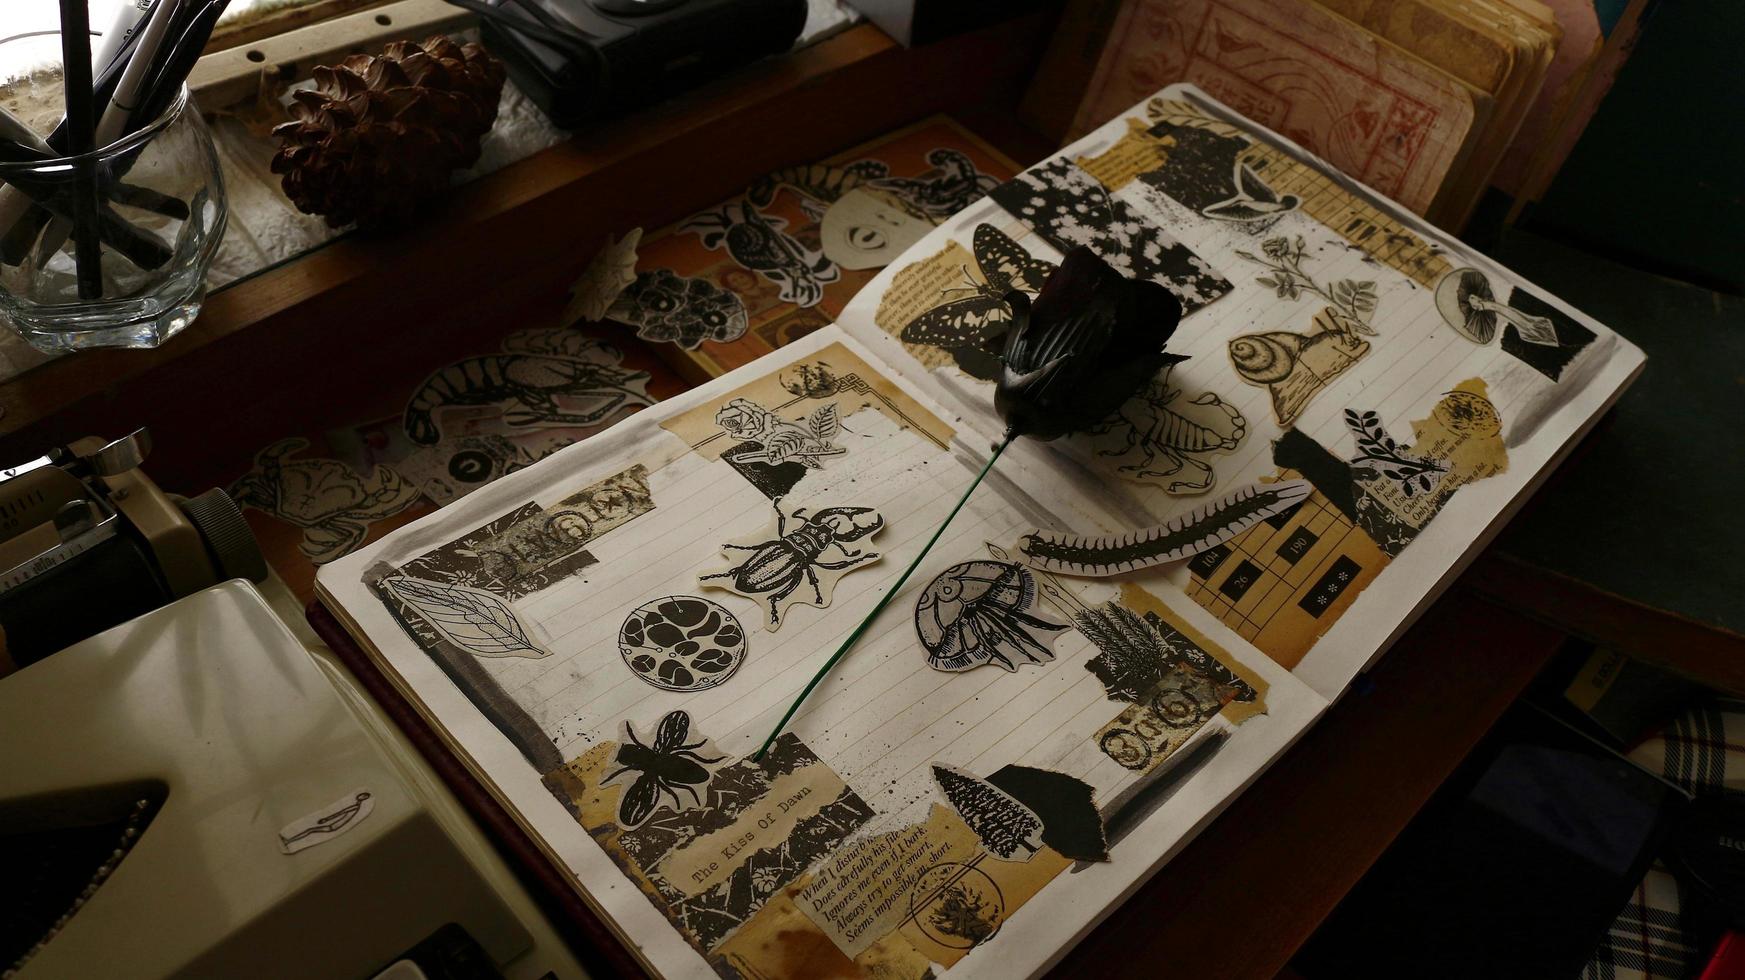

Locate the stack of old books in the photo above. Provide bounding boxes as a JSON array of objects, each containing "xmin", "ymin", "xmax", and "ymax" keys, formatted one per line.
[{"xmin": 1024, "ymin": 0, "xmax": 1653, "ymax": 229}]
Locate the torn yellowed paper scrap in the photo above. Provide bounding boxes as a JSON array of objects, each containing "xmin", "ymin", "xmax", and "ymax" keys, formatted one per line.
[
  {"xmin": 658, "ymin": 760, "xmax": 847, "ymax": 898},
  {"xmin": 1075, "ymin": 118, "xmax": 1172, "ymax": 191}
]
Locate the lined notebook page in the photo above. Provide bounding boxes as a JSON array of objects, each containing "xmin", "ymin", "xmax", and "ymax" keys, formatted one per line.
[
  {"xmin": 836, "ymin": 84, "xmax": 1642, "ymax": 695},
  {"xmin": 320, "ymin": 326, "xmax": 1325, "ymax": 980}
]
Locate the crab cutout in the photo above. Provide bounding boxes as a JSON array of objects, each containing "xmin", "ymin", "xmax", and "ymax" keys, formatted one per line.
[{"xmin": 230, "ymin": 437, "xmax": 421, "ymax": 563}]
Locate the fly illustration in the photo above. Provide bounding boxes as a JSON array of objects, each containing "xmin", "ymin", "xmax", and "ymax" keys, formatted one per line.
[{"xmin": 602, "ymin": 710, "xmax": 724, "ymax": 828}]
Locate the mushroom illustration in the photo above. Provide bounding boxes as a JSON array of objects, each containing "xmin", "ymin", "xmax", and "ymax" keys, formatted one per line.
[{"xmin": 1434, "ymin": 268, "xmax": 1560, "ymax": 346}]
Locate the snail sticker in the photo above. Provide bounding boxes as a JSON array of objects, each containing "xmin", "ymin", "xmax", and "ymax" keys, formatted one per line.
[
  {"xmin": 915, "ymin": 560, "xmax": 1068, "ymax": 673},
  {"xmin": 700, "ymin": 499, "xmax": 884, "ymax": 631},
  {"xmin": 619, "ymin": 596, "xmax": 748, "ymax": 692},
  {"xmin": 1228, "ymin": 314, "xmax": 1370, "ymax": 427}
]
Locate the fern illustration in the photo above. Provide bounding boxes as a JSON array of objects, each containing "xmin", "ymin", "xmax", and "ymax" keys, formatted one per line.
[{"xmin": 1344, "ymin": 409, "xmax": 1446, "ymax": 497}]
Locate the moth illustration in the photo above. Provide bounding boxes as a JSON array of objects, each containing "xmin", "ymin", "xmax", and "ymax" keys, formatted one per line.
[
  {"xmin": 602, "ymin": 710, "xmax": 724, "ymax": 828},
  {"xmin": 900, "ymin": 223, "xmax": 1055, "ymax": 378},
  {"xmin": 915, "ymin": 560, "xmax": 1067, "ymax": 672}
]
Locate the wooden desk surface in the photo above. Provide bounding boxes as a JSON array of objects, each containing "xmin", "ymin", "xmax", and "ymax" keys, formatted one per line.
[
  {"xmin": 1472, "ymin": 230, "xmax": 1745, "ymax": 692},
  {"xmin": 0, "ymin": 25, "xmax": 1584, "ymax": 974}
]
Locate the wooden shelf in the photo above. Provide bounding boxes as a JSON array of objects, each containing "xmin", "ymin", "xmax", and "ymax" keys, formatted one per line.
[{"xmin": 0, "ymin": 15, "xmax": 1051, "ymax": 453}]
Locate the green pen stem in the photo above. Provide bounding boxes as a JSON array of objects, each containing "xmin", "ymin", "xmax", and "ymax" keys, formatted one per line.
[{"xmin": 751, "ymin": 431, "xmax": 1016, "ymax": 762}]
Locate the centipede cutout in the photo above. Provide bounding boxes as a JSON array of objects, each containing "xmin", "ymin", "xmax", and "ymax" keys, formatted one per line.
[{"xmin": 1018, "ymin": 480, "xmax": 1313, "ymax": 577}]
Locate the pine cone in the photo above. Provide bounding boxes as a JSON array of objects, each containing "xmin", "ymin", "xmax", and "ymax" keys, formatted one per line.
[{"xmin": 271, "ymin": 36, "xmax": 506, "ymax": 229}]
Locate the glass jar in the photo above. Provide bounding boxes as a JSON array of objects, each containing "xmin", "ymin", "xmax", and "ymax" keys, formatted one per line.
[{"xmin": 0, "ymin": 85, "xmax": 227, "ymax": 351}]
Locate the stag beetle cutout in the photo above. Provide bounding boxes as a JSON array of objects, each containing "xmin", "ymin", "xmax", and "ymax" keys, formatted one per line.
[{"xmin": 699, "ymin": 499, "xmax": 884, "ymax": 631}]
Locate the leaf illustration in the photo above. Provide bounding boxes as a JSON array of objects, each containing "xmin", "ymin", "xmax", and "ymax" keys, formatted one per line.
[
  {"xmin": 1350, "ymin": 281, "xmax": 1378, "ymax": 313},
  {"xmin": 762, "ymin": 428, "xmax": 808, "ymax": 467},
  {"xmin": 807, "ymin": 403, "xmax": 840, "ymax": 442},
  {"xmin": 384, "ymin": 576, "xmax": 549, "ymax": 659},
  {"xmin": 1344, "ymin": 408, "xmax": 1448, "ymax": 494}
]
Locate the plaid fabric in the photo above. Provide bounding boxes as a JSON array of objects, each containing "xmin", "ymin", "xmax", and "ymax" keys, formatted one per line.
[
  {"xmin": 1628, "ymin": 698, "xmax": 1745, "ymax": 796},
  {"xmin": 1580, "ymin": 865, "xmax": 1694, "ymax": 980},
  {"xmin": 1578, "ymin": 698, "xmax": 1745, "ymax": 979}
]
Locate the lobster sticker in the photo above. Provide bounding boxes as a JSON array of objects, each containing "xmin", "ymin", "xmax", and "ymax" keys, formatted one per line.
[
  {"xmin": 403, "ymin": 346, "xmax": 654, "ymax": 447},
  {"xmin": 1083, "ymin": 366, "xmax": 1247, "ymax": 495},
  {"xmin": 699, "ymin": 499, "xmax": 884, "ymax": 631}
]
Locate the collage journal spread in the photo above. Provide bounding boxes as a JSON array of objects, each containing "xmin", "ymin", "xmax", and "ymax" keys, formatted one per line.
[{"xmin": 317, "ymin": 85, "xmax": 1645, "ymax": 979}]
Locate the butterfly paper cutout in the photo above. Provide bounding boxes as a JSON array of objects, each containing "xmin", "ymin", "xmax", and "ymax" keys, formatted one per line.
[{"xmin": 900, "ymin": 224, "xmax": 1055, "ymax": 379}]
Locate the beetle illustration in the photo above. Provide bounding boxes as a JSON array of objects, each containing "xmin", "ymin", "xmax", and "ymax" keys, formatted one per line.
[
  {"xmin": 915, "ymin": 560, "xmax": 1067, "ymax": 673},
  {"xmin": 1086, "ymin": 367, "xmax": 1246, "ymax": 494},
  {"xmin": 700, "ymin": 500, "xmax": 884, "ymax": 630},
  {"xmin": 602, "ymin": 710, "xmax": 724, "ymax": 828}
]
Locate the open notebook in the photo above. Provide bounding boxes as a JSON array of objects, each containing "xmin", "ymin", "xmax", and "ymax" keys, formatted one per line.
[{"xmin": 318, "ymin": 84, "xmax": 1644, "ymax": 979}]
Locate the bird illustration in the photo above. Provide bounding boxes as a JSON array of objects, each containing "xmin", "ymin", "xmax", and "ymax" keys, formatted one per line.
[{"xmin": 1202, "ymin": 163, "xmax": 1299, "ymax": 226}]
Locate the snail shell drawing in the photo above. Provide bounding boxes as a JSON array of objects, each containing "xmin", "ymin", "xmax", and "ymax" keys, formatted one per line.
[{"xmin": 1228, "ymin": 331, "xmax": 1303, "ymax": 385}]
